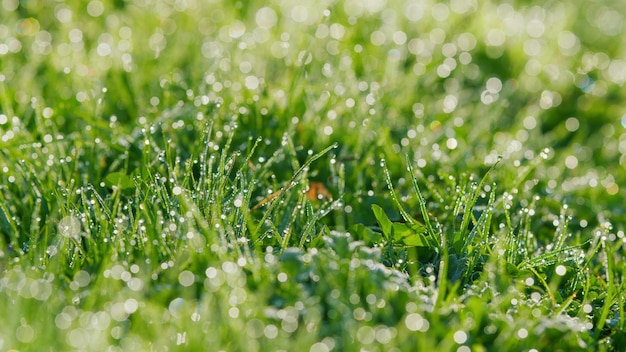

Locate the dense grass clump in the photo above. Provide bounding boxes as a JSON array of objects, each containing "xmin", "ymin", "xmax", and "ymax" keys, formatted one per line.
[{"xmin": 1, "ymin": 0, "xmax": 625, "ymax": 351}]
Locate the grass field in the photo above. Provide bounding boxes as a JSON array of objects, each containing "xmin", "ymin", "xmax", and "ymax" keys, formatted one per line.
[{"xmin": 1, "ymin": 0, "xmax": 625, "ymax": 350}]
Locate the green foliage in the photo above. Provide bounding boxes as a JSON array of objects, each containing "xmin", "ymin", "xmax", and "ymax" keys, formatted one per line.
[
  {"xmin": 1, "ymin": 0, "xmax": 626, "ymax": 351},
  {"xmin": 371, "ymin": 204, "xmax": 428, "ymax": 247}
]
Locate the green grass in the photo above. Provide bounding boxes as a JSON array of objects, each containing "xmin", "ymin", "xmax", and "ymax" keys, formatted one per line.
[{"xmin": 1, "ymin": 0, "xmax": 625, "ymax": 350}]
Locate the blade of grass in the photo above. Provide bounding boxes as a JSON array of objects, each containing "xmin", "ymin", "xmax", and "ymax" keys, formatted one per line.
[
  {"xmin": 252, "ymin": 143, "xmax": 337, "ymax": 247},
  {"xmin": 527, "ymin": 266, "xmax": 557, "ymax": 308},
  {"xmin": 406, "ymin": 155, "xmax": 440, "ymax": 249},
  {"xmin": 594, "ymin": 237, "xmax": 617, "ymax": 338},
  {"xmin": 455, "ymin": 161, "xmax": 499, "ymax": 247},
  {"xmin": 381, "ymin": 158, "xmax": 418, "ymax": 224}
]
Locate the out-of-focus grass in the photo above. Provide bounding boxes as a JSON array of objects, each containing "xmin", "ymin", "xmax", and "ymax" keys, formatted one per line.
[{"xmin": 1, "ymin": 0, "xmax": 625, "ymax": 351}]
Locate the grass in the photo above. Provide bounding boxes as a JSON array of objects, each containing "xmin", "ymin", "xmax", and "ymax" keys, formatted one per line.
[{"xmin": 1, "ymin": 0, "xmax": 625, "ymax": 350}]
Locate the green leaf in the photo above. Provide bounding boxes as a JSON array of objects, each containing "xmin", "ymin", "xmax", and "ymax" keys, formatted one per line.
[
  {"xmin": 309, "ymin": 225, "xmax": 329, "ymax": 248},
  {"xmin": 104, "ymin": 171, "xmax": 135, "ymax": 190},
  {"xmin": 505, "ymin": 262, "xmax": 533, "ymax": 278},
  {"xmin": 371, "ymin": 204, "xmax": 392, "ymax": 240},
  {"xmin": 348, "ymin": 223, "xmax": 383, "ymax": 245},
  {"xmin": 372, "ymin": 204, "xmax": 429, "ymax": 247},
  {"xmin": 505, "ymin": 262, "xmax": 519, "ymax": 276},
  {"xmin": 391, "ymin": 222, "xmax": 428, "ymax": 247}
]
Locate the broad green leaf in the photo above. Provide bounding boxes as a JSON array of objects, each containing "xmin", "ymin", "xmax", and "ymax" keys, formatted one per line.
[
  {"xmin": 505, "ymin": 262, "xmax": 519, "ymax": 276},
  {"xmin": 391, "ymin": 222, "xmax": 428, "ymax": 247},
  {"xmin": 104, "ymin": 171, "xmax": 135, "ymax": 190},
  {"xmin": 309, "ymin": 225, "xmax": 330, "ymax": 248},
  {"xmin": 348, "ymin": 223, "xmax": 383, "ymax": 245},
  {"xmin": 371, "ymin": 204, "xmax": 392, "ymax": 240}
]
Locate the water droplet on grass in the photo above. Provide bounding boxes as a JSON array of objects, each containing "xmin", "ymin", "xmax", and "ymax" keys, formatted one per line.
[
  {"xmin": 453, "ymin": 330, "xmax": 468, "ymax": 344},
  {"xmin": 58, "ymin": 216, "xmax": 81, "ymax": 238}
]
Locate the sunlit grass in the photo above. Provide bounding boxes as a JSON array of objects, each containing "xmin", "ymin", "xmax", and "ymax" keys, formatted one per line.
[{"xmin": 1, "ymin": 0, "xmax": 625, "ymax": 350}]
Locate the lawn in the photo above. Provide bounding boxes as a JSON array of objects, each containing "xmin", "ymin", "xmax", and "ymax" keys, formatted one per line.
[{"xmin": 1, "ymin": 0, "xmax": 625, "ymax": 351}]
